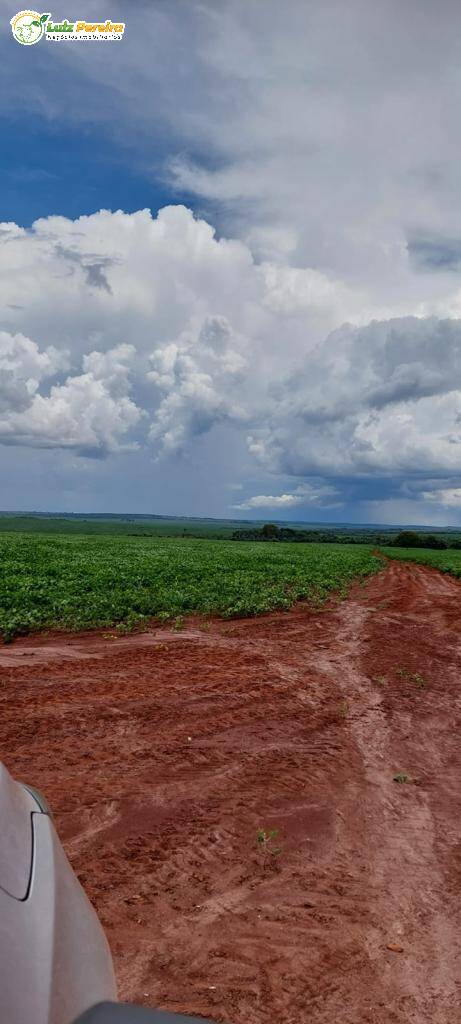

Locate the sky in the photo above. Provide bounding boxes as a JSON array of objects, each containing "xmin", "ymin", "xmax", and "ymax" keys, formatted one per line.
[{"xmin": 2, "ymin": 0, "xmax": 461, "ymax": 524}]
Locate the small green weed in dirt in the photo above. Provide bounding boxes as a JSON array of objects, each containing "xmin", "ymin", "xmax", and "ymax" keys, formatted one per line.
[
  {"xmin": 172, "ymin": 615, "xmax": 185, "ymax": 632},
  {"xmin": 337, "ymin": 699, "xmax": 349, "ymax": 719},
  {"xmin": 393, "ymin": 772, "xmax": 410, "ymax": 784},
  {"xmin": 115, "ymin": 612, "xmax": 145, "ymax": 635},
  {"xmin": 395, "ymin": 667, "xmax": 426, "ymax": 689},
  {"xmin": 374, "ymin": 675, "xmax": 386, "ymax": 685},
  {"xmin": 256, "ymin": 828, "xmax": 282, "ymax": 867}
]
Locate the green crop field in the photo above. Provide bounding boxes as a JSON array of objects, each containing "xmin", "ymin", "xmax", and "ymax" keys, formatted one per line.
[
  {"xmin": 0, "ymin": 533, "xmax": 381, "ymax": 642},
  {"xmin": 382, "ymin": 545, "xmax": 461, "ymax": 577},
  {"xmin": 0, "ymin": 515, "xmax": 239, "ymax": 539}
]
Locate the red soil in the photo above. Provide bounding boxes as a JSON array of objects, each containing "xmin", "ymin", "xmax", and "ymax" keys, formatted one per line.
[{"xmin": 1, "ymin": 560, "xmax": 461, "ymax": 1023}]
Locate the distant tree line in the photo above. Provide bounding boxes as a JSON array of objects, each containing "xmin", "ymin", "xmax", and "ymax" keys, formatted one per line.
[
  {"xmin": 231, "ymin": 523, "xmax": 382, "ymax": 543},
  {"xmin": 231, "ymin": 524, "xmax": 461, "ymax": 549},
  {"xmin": 391, "ymin": 530, "xmax": 460, "ymax": 550}
]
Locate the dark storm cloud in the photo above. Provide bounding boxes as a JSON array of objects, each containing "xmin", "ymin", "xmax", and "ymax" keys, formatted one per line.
[{"xmin": 407, "ymin": 234, "xmax": 461, "ymax": 272}]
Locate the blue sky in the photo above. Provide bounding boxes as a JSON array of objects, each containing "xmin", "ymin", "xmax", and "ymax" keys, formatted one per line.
[
  {"xmin": 1, "ymin": 119, "xmax": 177, "ymax": 225},
  {"xmin": 2, "ymin": 1, "xmax": 461, "ymax": 525}
]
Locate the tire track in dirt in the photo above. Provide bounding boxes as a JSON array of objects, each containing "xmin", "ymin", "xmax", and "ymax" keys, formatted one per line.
[
  {"xmin": 1, "ymin": 560, "xmax": 461, "ymax": 1022},
  {"xmin": 315, "ymin": 594, "xmax": 461, "ymax": 1021}
]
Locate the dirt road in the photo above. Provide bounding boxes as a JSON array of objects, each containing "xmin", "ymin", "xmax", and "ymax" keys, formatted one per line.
[{"xmin": 1, "ymin": 560, "xmax": 461, "ymax": 1023}]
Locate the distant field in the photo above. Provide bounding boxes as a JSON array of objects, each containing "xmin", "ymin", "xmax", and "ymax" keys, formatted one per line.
[
  {"xmin": 0, "ymin": 515, "xmax": 238, "ymax": 539},
  {"xmin": 382, "ymin": 546, "xmax": 461, "ymax": 577},
  {"xmin": 0, "ymin": 534, "xmax": 381, "ymax": 641},
  {"xmin": 0, "ymin": 514, "xmax": 415, "ymax": 541}
]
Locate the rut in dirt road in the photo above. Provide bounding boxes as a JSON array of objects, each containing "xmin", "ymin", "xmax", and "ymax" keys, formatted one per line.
[
  {"xmin": 1, "ymin": 560, "xmax": 461, "ymax": 1024},
  {"xmin": 315, "ymin": 576, "xmax": 461, "ymax": 1022}
]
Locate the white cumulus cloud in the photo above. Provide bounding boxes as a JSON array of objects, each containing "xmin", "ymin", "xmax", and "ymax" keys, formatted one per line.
[
  {"xmin": 0, "ymin": 343, "xmax": 141, "ymax": 454},
  {"xmin": 0, "ymin": 205, "xmax": 370, "ymax": 461},
  {"xmin": 0, "ymin": 331, "xmax": 67, "ymax": 414},
  {"xmin": 233, "ymin": 483, "xmax": 340, "ymax": 511},
  {"xmin": 1, "ymin": 207, "xmax": 461, "ymax": 511}
]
